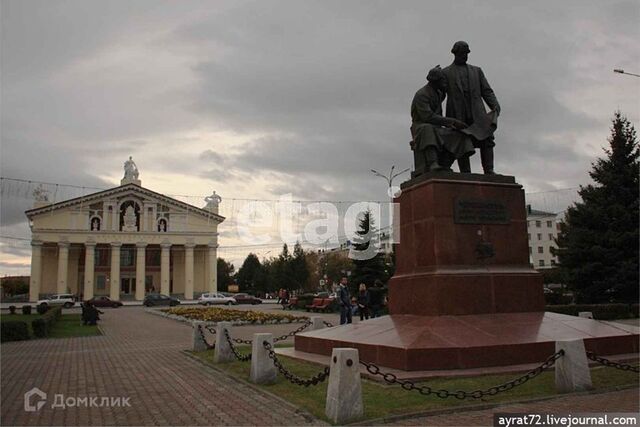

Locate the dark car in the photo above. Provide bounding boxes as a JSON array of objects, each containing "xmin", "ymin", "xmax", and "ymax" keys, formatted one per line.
[
  {"xmin": 143, "ymin": 294, "xmax": 180, "ymax": 307},
  {"xmin": 232, "ymin": 293, "xmax": 262, "ymax": 305},
  {"xmin": 87, "ymin": 296, "xmax": 123, "ymax": 308}
]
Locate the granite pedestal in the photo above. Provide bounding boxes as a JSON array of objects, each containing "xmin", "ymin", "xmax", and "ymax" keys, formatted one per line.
[{"xmin": 295, "ymin": 173, "xmax": 639, "ymax": 370}]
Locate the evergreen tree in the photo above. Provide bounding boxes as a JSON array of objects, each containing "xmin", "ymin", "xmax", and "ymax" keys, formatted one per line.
[
  {"xmin": 236, "ymin": 253, "xmax": 261, "ymax": 293},
  {"xmin": 555, "ymin": 112, "xmax": 639, "ymax": 303},
  {"xmin": 290, "ymin": 241, "xmax": 309, "ymax": 291},
  {"xmin": 349, "ymin": 210, "xmax": 389, "ymax": 292},
  {"xmin": 216, "ymin": 258, "xmax": 235, "ymax": 292},
  {"xmin": 273, "ymin": 244, "xmax": 296, "ymax": 291}
]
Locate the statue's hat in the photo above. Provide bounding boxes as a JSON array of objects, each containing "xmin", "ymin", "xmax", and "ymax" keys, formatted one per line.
[{"xmin": 451, "ymin": 41, "xmax": 470, "ymax": 54}]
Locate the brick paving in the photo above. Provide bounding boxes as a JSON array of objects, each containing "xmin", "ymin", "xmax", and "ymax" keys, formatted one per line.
[{"xmin": 0, "ymin": 306, "xmax": 326, "ymax": 426}]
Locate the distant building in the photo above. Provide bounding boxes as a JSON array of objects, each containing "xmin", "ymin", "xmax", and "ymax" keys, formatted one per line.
[
  {"xmin": 25, "ymin": 159, "xmax": 224, "ymax": 302},
  {"xmin": 526, "ymin": 205, "xmax": 560, "ymax": 269}
]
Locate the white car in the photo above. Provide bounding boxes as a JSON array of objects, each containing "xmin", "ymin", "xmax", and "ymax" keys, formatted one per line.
[
  {"xmin": 37, "ymin": 294, "xmax": 76, "ymax": 308},
  {"xmin": 198, "ymin": 293, "xmax": 237, "ymax": 306}
]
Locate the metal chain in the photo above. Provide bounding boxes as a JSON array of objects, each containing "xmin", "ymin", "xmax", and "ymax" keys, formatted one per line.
[
  {"xmin": 197, "ymin": 324, "xmax": 215, "ymax": 350},
  {"xmin": 223, "ymin": 329, "xmax": 252, "ymax": 361},
  {"xmin": 586, "ymin": 352, "xmax": 639, "ymax": 373},
  {"xmin": 273, "ymin": 320, "xmax": 312, "ymax": 342},
  {"xmin": 227, "ymin": 320, "xmax": 313, "ymax": 345},
  {"xmin": 359, "ymin": 350, "xmax": 565, "ymax": 400},
  {"xmin": 262, "ymin": 341, "xmax": 330, "ymax": 386}
]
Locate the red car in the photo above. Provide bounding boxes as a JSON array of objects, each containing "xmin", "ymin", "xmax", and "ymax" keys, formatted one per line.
[
  {"xmin": 86, "ymin": 296, "xmax": 123, "ymax": 308},
  {"xmin": 232, "ymin": 293, "xmax": 262, "ymax": 305}
]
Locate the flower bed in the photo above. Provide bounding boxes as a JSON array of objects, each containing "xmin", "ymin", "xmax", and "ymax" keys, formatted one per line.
[{"xmin": 164, "ymin": 307, "xmax": 308, "ymax": 324}]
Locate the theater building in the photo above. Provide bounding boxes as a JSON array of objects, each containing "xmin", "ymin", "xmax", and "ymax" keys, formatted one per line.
[{"xmin": 26, "ymin": 159, "xmax": 224, "ymax": 302}]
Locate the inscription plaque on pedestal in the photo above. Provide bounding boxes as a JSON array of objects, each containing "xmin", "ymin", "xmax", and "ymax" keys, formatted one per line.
[{"xmin": 454, "ymin": 198, "xmax": 510, "ymax": 224}]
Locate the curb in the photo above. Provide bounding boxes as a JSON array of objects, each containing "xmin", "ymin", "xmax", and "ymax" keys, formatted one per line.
[{"xmin": 145, "ymin": 307, "xmax": 309, "ymax": 328}]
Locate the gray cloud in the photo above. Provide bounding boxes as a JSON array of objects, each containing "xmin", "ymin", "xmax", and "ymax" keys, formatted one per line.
[{"xmin": 1, "ymin": 0, "xmax": 639, "ymax": 272}]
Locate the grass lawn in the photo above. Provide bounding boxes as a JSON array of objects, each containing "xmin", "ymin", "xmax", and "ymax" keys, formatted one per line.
[
  {"xmin": 192, "ymin": 349, "xmax": 639, "ymax": 424},
  {"xmin": 0, "ymin": 313, "xmax": 101, "ymax": 339},
  {"xmin": 48, "ymin": 314, "xmax": 102, "ymax": 338}
]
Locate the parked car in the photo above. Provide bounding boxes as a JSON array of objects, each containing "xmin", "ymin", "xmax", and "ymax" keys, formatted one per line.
[
  {"xmin": 198, "ymin": 293, "xmax": 237, "ymax": 306},
  {"xmin": 37, "ymin": 294, "xmax": 76, "ymax": 308},
  {"xmin": 143, "ymin": 294, "xmax": 180, "ymax": 307},
  {"xmin": 232, "ymin": 293, "xmax": 262, "ymax": 305},
  {"xmin": 86, "ymin": 296, "xmax": 123, "ymax": 308}
]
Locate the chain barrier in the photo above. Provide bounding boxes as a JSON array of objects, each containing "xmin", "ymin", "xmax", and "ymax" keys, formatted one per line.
[
  {"xmin": 586, "ymin": 351, "xmax": 639, "ymax": 373},
  {"xmin": 359, "ymin": 350, "xmax": 565, "ymax": 400},
  {"xmin": 224, "ymin": 329, "xmax": 252, "ymax": 361},
  {"xmin": 263, "ymin": 341, "xmax": 331, "ymax": 386},
  {"xmin": 228, "ymin": 320, "xmax": 313, "ymax": 345},
  {"xmin": 197, "ymin": 324, "xmax": 215, "ymax": 350}
]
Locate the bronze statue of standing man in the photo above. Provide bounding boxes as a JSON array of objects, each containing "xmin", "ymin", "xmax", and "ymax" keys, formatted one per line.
[{"xmin": 443, "ymin": 41, "xmax": 501, "ymax": 174}]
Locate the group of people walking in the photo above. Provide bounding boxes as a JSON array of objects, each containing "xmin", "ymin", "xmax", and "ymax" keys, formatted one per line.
[{"xmin": 336, "ymin": 277, "xmax": 386, "ymax": 325}]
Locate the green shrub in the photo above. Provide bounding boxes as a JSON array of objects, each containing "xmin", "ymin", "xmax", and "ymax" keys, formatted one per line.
[
  {"xmin": 631, "ymin": 304, "xmax": 639, "ymax": 318},
  {"xmin": 32, "ymin": 306, "xmax": 62, "ymax": 338},
  {"xmin": 22, "ymin": 305, "xmax": 32, "ymax": 315},
  {"xmin": 36, "ymin": 304, "xmax": 49, "ymax": 315},
  {"xmin": 546, "ymin": 304, "xmax": 632, "ymax": 320},
  {"xmin": 1, "ymin": 320, "xmax": 29, "ymax": 342},
  {"xmin": 8, "ymin": 305, "xmax": 16, "ymax": 314},
  {"xmin": 544, "ymin": 291, "xmax": 572, "ymax": 305}
]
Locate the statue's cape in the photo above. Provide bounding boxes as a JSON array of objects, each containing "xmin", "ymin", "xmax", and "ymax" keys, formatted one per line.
[{"xmin": 461, "ymin": 110, "xmax": 498, "ymax": 141}]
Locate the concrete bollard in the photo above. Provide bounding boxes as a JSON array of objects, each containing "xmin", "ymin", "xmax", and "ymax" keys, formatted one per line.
[
  {"xmin": 192, "ymin": 321, "xmax": 208, "ymax": 352},
  {"xmin": 555, "ymin": 339, "xmax": 592, "ymax": 393},
  {"xmin": 311, "ymin": 316, "xmax": 325, "ymax": 331},
  {"xmin": 213, "ymin": 321, "xmax": 235, "ymax": 363},
  {"xmin": 325, "ymin": 348, "xmax": 363, "ymax": 424},
  {"xmin": 579, "ymin": 312, "xmax": 594, "ymax": 319},
  {"xmin": 250, "ymin": 333, "xmax": 277, "ymax": 384}
]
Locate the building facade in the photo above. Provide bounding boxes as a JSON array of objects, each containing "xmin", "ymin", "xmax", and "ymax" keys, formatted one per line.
[
  {"xmin": 526, "ymin": 205, "xmax": 560, "ymax": 269},
  {"xmin": 26, "ymin": 160, "xmax": 224, "ymax": 301}
]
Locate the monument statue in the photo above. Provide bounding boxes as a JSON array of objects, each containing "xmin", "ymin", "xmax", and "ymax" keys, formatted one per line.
[
  {"xmin": 204, "ymin": 191, "xmax": 222, "ymax": 210},
  {"xmin": 442, "ymin": 41, "xmax": 500, "ymax": 174},
  {"xmin": 410, "ymin": 66, "xmax": 474, "ymax": 176},
  {"xmin": 123, "ymin": 156, "xmax": 139, "ymax": 181},
  {"xmin": 123, "ymin": 206, "xmax": 137, "ymax": 231}
]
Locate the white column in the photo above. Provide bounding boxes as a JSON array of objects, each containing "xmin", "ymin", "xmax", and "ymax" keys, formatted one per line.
[
  {"xmin": 161, "ymin": 242, "xmax": 171, "ymax": 296},
  {"xmin": 56, "ymin": 242, "xmax": 69, "ymax": 295},
  {"xmin": 184, "ymin": 244, "xmax": 195, "ymax": 300},
  {"xmin": 135, "ymin": 242, "xmax": 147, "ymax": 301},
  {"xmin": 207, "ymin": 243, "xmax": 218, "ymax": 293},
  {"xmin": 110, "ymin": 243, "xmax": 121, "ymax": 301},
  {"xmin": 29, "ymin": 241, "xmax": 43, "ymax": 302},
  {"xmin": 83, "ymin": 242, "xmax": 96, "ymax": 300}
]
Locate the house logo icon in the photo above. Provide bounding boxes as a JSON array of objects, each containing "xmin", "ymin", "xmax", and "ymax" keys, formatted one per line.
[{"xmin": 24, "ymin": 388, "xmax": 47, "ymax": 412}]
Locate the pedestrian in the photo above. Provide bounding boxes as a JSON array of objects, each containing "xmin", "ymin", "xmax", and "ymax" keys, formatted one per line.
[
  {"xmin": 337, "ymin": 276, "xmax": 352, "ymax": 325},
  {"xmin": 368, "ymin": 280, "xmax": 384, "ymax": 318},
  {"xmin": 357, "ymin": 283, "xmax": 370, "ymax": 321},
  {"xmin": 277, "ymin": 288, "xmax": 283, "ymax": 304}
]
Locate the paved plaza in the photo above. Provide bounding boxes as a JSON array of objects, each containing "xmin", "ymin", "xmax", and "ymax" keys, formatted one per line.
[{"xmin": 1, "ymin": 306, "xmax": 638, "ymax": 426}]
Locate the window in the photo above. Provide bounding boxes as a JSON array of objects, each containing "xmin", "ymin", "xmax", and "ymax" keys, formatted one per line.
[
  {"xmin": 535, "ymin": 220, "xmax": 541, "ymax": 227},
  {"xmin": 528, "ymin": 247, "xmax": 532, "ymax": 254},
  {"xmin": 95, "ymin": 247, "xmax": 109, "ymax": 266},
  {"xmin": 551, "ymin": 259, "xmax": 556, "ymax": 266},
  {"xmin": 548, "ymin": 234, "xmax": 554, "ymax": 241},
  {"xmin": 546, "ymin": 220, "xmax": 552, "ymax": 227},
  {"xmin": 537, "ymin": 233, "xmax": 542, "ymax": 240},
  {"xmin": 121, "ymin": 247, "xmax": 134, "ymax": 267},
  {"xmin": 527, "ymin": 233, "xmax": 531, "ymax": 241},
  {"xmin": 537, "ymin": 246, "xmax": 544, "ymax": 254},
  {"xmin": 539, "ymin": 260, "xmax": 545, "ymax": 266}
]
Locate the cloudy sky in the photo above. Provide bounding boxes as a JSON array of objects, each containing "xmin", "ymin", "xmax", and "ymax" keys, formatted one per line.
[{"xmin": 1, "ymin": 0, "xmax": 639, "ymax": 275}]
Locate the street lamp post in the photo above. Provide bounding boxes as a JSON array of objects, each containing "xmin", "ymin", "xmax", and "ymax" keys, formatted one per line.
[
  {"xmin": 613, "ymin": 69, "xmax": 640, "ymax": 78},
  {"xmin": 371, "ymin": 165, "xmax": 410, "ymax": 253}
]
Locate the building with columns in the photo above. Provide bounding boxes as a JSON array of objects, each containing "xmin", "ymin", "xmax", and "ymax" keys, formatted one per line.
[{"xmin": 26, "ymin": 159, "xmax": 225, "ymax": 302}]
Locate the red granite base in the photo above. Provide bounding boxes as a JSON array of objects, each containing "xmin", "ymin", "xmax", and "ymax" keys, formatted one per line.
[{"xmin": 294, "ymin": 312, "xmax": 639, "ymax": 371}]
